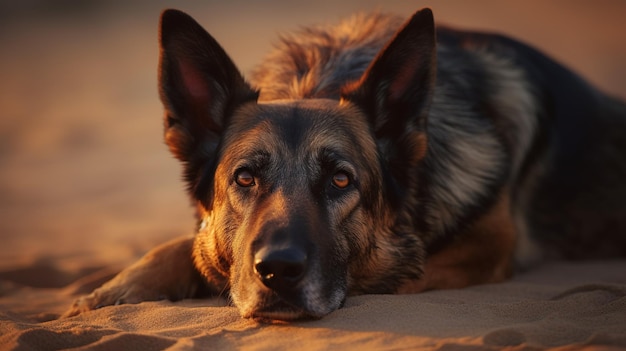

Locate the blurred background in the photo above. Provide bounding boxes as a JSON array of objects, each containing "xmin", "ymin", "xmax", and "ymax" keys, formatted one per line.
[{"xmin": 1, "ymin": 0, "xmax": 625, "ymax": 274}]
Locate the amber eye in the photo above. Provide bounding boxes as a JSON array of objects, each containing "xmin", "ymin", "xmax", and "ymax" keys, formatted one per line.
[
  {"xmin": 332, "ymin": 172, "xmax": 350, "ymax": 189},
  {"xmin": 235, "ymin": 170, "xmax": 255, "ymax": 187}
]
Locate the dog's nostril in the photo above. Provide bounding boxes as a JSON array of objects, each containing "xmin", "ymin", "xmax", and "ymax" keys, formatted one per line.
[
  {"xmin": 256, "ymin": 260, "xmax": 305, "ymax": 281},
  {"xmin": 254, "ymin": 247, "xmax": 307, "ymax": 288}
]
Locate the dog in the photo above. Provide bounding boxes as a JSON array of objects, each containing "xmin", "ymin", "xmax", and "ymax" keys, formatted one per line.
[{"xmin": 64, "ymin": 8, "xmax": 626, "ymax": 321}]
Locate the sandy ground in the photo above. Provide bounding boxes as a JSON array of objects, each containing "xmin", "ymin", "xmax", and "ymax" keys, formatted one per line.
[{"xmin": 0, "ymin": 1, "xmax": 625, "ymax": 350}]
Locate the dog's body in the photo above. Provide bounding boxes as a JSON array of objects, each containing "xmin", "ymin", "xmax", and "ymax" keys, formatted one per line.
[{"xmin": 65, "ymin": 9, "xmax": 626, "ymax": 321}]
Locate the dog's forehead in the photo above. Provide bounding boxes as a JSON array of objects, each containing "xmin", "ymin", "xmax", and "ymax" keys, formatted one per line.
[
  {"xmin": 225, "ymin": 99, "xmax": 372, "ymax": 154},
  {"xmin": 235, "ymin": 99, "xmax": 352, "ymax": 129}
]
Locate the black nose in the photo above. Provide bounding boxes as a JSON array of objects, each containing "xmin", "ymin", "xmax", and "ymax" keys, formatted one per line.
[{"xmin": 254, "ymin": 247, "xmax": 308, "ymax": 291}]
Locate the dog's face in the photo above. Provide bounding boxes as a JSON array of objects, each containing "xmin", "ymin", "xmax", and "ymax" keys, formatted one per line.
[
  {"xmin": 212, "ymin": 100, "xmax": 383, "ymax": 319},
  {"xmin": 158, "ymin": 9, "xmax": 436, "ymax": 320}
]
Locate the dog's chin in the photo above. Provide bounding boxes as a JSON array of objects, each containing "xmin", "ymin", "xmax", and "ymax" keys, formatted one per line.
[
  {"xmin": 247, "ymin": 300, "xmax": 325, "ymax": 323},
  {"xmin": 232, "ymin": 274, "xmax": 348, "ymax": 322}
]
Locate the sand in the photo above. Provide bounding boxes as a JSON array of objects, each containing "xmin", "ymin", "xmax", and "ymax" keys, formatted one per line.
[
  {"xmin": 1, "ymin": 1, "xmax": 625, "ymax": 350},
  {"xmin": 1, "ymin": 261, "xmax": 625, "ymax": 350}
]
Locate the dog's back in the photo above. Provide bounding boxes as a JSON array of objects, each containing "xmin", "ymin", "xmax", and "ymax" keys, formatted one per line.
[
  {"xmin": 251, "ymin": 12, "xmax": 626, "ymax": 265},
  {"xmin": 447, "ymin": 29, "xmax": 626, "ymax": 261}
]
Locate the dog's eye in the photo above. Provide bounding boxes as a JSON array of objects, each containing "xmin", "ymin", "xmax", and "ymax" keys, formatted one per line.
[
  {"xmin": 235, "ymin": 170, "xmax": 255, "ymax": 187},
  {"xmin": 331, "ymin": 172, "xmax": 350, "ymax": 189}
]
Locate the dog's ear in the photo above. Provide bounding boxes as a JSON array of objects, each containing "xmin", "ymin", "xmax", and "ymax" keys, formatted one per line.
[
  {"xmin": 342, "ymin": 8, "xmax": 436, "ymax": 181},
  {"xmin": 158, "ymin": 9, "xmax": 258, "ymax": 207},
  {"xmin": 158, "ymin": 9, "xmax": 258, "ymax": 162}
]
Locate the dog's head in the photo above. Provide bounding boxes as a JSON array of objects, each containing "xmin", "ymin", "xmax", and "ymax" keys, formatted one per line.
[{"xmin": 158, "ymin": 9, "xmax": 436, "ymax": 320}]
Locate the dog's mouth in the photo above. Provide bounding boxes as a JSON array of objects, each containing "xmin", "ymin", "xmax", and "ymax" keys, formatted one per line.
[{"xmin": 250, "ymin": 299, "xmax": 322, "ymax": 322}]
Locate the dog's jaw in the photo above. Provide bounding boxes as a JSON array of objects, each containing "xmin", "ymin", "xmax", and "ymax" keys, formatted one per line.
[
  {"xmin": 248, "ymin": 301, "xmax": 316, "ymax": 322},
  {"xmin": 231, "ymin": 259, "xmax": 348, "ymax": 321}
]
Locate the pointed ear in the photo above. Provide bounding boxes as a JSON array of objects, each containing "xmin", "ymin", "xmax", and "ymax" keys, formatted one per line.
[
  {"xmin": 158, "ymin": 9, "xmax": 258, "ymax": 162},
  {"xmin": 342, "ymin": 8, "xmax": 436, "ymax": 177}
]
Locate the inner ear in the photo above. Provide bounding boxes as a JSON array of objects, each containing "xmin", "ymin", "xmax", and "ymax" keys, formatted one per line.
[
  {"xmin": 173, "ymin": 57, "xmax": 219, "ymax": 134},
  {"xmin": 388, "ymin": 55, "xmax": 424, "ymax": 106},
  {"xmin": 178, "ymin": 58, "xmax": 212, "ymax": 103}
]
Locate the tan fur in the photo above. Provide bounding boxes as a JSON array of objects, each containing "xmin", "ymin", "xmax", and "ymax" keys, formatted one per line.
[
  {"xmin": 64, "ymin": 236, "xmax": 200, "ymax": 317},
  {"xmin": 397, "ymin": 190, "xmax": 516, "ymax": 293}
]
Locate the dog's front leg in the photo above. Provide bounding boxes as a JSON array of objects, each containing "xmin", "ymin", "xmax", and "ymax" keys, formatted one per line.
[{"xmin": 63, "ymin": 235, "xmax": 210, "ymax": 317}]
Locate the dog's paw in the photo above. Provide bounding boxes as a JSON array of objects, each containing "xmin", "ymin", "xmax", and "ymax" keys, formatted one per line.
[
  {"xmin": 62, "ymin": 284, "xmax": 168, "ymax": 318},
  {"xmin": 61, "ymin": 236, "xmax": 204, "ymax": 318},
  {"xmin": 62, "ymin": 289, "xmax": 114, "ymax": 318}
]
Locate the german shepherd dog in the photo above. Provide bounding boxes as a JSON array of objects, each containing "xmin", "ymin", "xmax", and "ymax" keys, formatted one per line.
[{"xmin": 65, "ymin": 8, "xmax": 626, "ymax": 321}]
